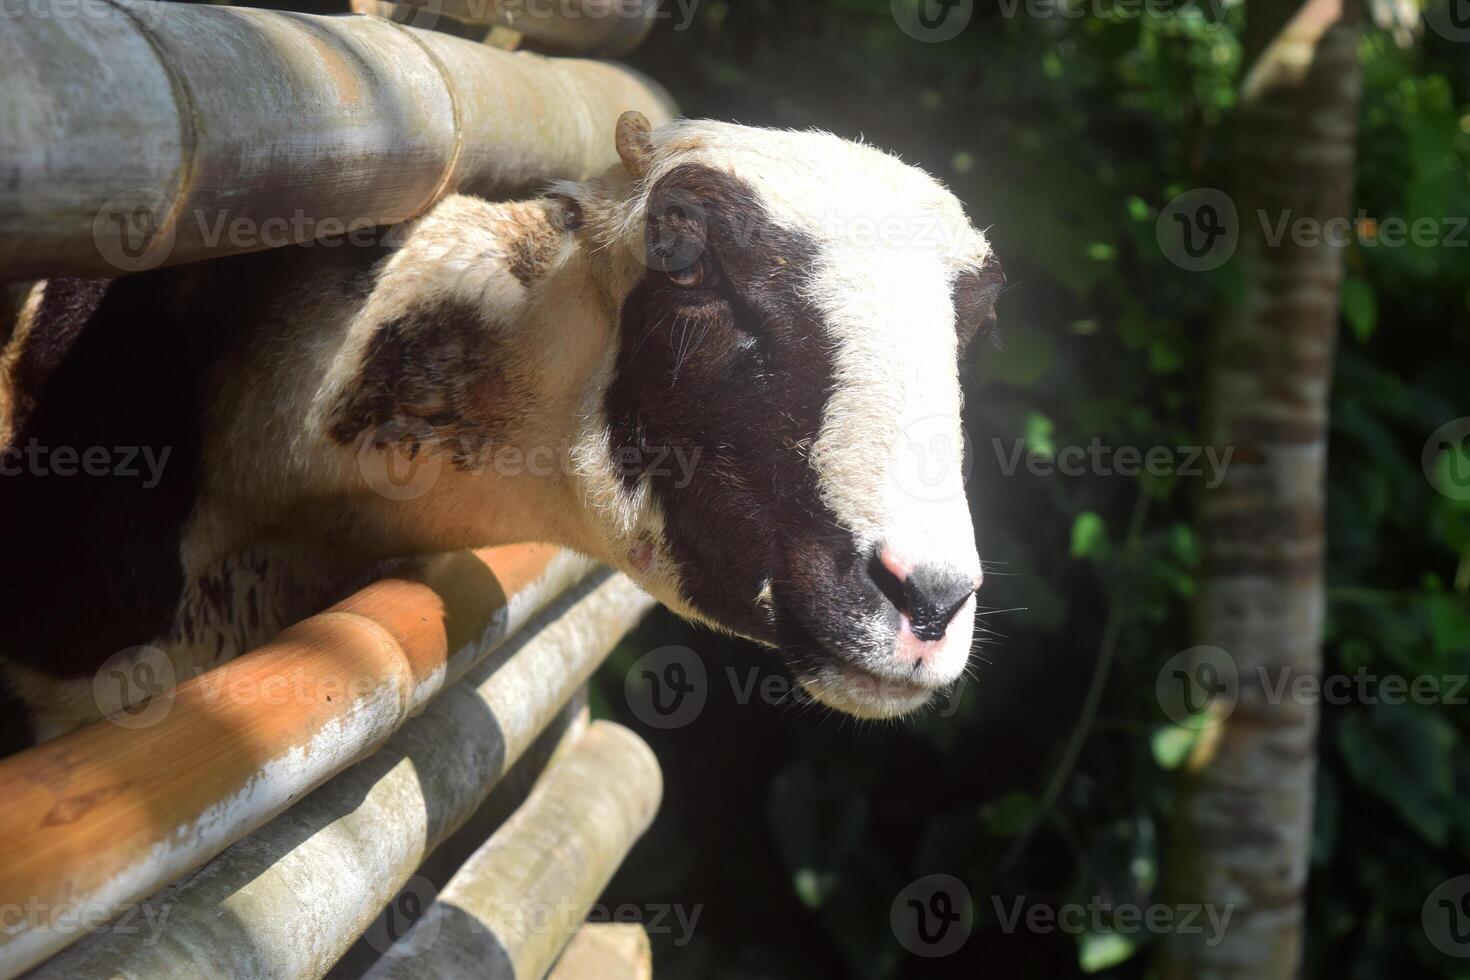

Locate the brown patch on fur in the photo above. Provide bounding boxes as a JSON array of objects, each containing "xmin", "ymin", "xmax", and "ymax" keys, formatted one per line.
[
  {"xmin": 329, "ymin": 300, "xmax": 534, "ymax": 471},
  {"xmin": 508, "ymin": 231, "xmax": 558, "ymax": 287},
  {"xmin": 500, "ymin": 200, "xmax": 562, "ymax": 287}
]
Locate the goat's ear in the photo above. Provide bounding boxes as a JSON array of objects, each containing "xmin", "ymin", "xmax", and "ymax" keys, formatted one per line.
[
  {"xmin": 953, "ymin": 252, "xmax": 1005, "ymax": 354},
  {"xmin": 616, "ymin": 111, "xmax": 654, "ymax": 180}
]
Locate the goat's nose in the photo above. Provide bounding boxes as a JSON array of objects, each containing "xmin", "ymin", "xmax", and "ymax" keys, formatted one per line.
[{"xmin": 869, "ymin": 547, "xmax": 980, "ymax": 642}]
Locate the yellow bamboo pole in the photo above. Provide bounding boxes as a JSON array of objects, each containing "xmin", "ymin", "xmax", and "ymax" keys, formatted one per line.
[
  {"xmin": 0, "ymin": 544, "xmax": 594, "ymax": 976},
  {"xmin": 548, "ymin": 923, "xmax": 654, "ymax": 980},
  {"xmin": 362, "ymin": 721, "xmax": 662, "ymax": 980},
  {"xmin": 394, "ymin": 0, "xmax": 661, "ymax": 55},
  {"xmin": 24, "ymin": 578, "xmax": 654, "ymax": 979}
]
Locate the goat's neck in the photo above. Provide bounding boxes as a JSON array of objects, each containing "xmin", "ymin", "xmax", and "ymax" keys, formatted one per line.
[{"xmin": 198, "ymin": 192, "xmax": 634, "ymax": 582}]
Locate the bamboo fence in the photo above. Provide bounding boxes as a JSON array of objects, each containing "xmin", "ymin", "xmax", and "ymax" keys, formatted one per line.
[
  {"xmin": 0, "ymin": 0, "xmax": 674, "ymax": 279},
  {"xmin": 1, "ymin": 2, "xmax": 672, "ymax": 973}
]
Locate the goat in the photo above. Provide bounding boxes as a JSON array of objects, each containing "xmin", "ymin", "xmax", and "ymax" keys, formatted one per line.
[{"xmin": 0, "ymin": 114, "xmax": 1004, "ymax": 748}]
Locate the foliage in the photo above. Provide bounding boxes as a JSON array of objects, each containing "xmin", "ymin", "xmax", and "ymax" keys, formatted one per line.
[{"xmin": 591, "ymin": 4, "xmax": 1470, "ymax": 978}]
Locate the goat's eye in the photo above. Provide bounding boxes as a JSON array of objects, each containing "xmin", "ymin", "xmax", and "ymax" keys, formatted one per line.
[
  {"xmin": 666, "ymin": 253, "xmax": 719, "ymax": 290},
  {"xmin": 952, "ymin": 254, "xmax": 1004, "ymax": 354}
]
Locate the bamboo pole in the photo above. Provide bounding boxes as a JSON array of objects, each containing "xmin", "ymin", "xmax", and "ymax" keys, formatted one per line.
[
  {"xmin": 327, "ymin": 695, "xmax": 591, "ymax": 978},
  {"xmin": 0, "ymin": 544, "xmax": 596, "ymax": 977},
  {"xmin": 362, "ymin": 721, "xmax": 662, "ymax": 980},
  {"xmin": 350, "ymin": 0, "xmax": 660, "ymax": 55},
  {"xmin": 395, "ymin": 0, "xmax": 661, "ymax": 55},
  {"xmin": 0, "ymin": 0, "xmax": 676, "ymax": 281},
  {"xmin": 547, "ymin": 923, "xmax": 653, "ymax": 980},
  {"xmin": 26, "ymin": 575, "xmax": 655, "ymax": 980}
]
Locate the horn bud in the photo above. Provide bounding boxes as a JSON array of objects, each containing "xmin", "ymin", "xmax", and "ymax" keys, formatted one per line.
[{"xmin": 615, "ymin": 110, "xmax": 654, "ymax": 179}]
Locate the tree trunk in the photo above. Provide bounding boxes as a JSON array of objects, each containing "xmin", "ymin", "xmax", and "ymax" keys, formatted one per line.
[{"xmin": 1160, "ymin": 0, "xmax": 1361, "ymax": 976}]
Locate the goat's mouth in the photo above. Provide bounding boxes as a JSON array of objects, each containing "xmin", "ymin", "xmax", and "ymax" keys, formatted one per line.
[
  {"xmin": 792, "ymin": 660, "xmax": 943, "ymax": 719},
  {"xmin": 770, "ymin": 591, "xmax": 971, "ymax": 720}
]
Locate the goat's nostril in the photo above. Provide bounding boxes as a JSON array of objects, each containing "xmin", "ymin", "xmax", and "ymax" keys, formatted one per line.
[
  {"xmin": 867, "ymin": 549, "xmax": 909, "ymax": 617},
  {"xmin": 902, "ymin": 564, "xmax": 977, "ymax": 642},
  {"xmin": 867, "ymin": 547, "xmax": 977, "ymax": 642}
]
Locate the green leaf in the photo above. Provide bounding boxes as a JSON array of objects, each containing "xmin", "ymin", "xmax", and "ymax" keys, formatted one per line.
[
  {"xmin": 981, "ymin": 791, "xmax": 1037, "ymax": 837},
  {"xmin": 792, "ymin": 868, "xmax": 831, "ymax": 910},
  {"xmin": 1168, "ymin": 523, "xmax": 1199, "ymax": 566},
  {"xmin": 1070, "ymin": 511, "xmax": 1109, "ymax": 560},
  {"xmin": 768, "ymin": 760, "xmax": 869, "ymax": 911},
  {"xmin": 982, "ymin": 327, "xmax": 1055, "ymax": 387},
  {"xmin": 1426, "ymin": 593, "xmax": 1470, "ymax": 657},
  {"xmin": 1336, "ymin": 703, "xmax": 1456, "ymax": 847},
  {"xmin": 1150, "ymin": 724, "xmax": 1199, "ymax": 770},
  {"xmin": 1341, "ymin": 276, "xmax": 1378, "ymax": 342},
  {"xmin": 1023, "ymin": 411, "xmax": 1056, "ymax": 458},
  {"xmin": 1079, "ymin": 930, "xmax": 1137, "ymax": 972}
]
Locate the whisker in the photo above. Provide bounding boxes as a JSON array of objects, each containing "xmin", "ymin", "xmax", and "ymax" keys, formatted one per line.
[{"xmin": 974, "ymin": 606, "xmax": 1027, "ymax": 618}]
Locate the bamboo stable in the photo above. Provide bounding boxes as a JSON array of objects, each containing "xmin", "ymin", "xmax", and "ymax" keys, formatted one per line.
[
  {"xmin": 24, "ymin": 575, "xmax": 658, "ymax": 979},
  {"xmin": 0, "ymin": 2, "xmax": 671, "ymax": 974}
]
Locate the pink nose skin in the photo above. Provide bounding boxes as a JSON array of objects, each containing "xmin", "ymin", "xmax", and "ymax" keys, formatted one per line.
[
  {"xmin": 874, "ymin": 546, "xmax": 982, "ymax": 666},
  {"xmin": 877, "ymin": 546, "xmax": 914, "ymax": 586}
]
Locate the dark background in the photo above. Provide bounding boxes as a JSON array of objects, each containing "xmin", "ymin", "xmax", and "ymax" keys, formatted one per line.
[{"xmin": 577, "ymin": 2, "xmax": 1470, "ymax": 978}]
